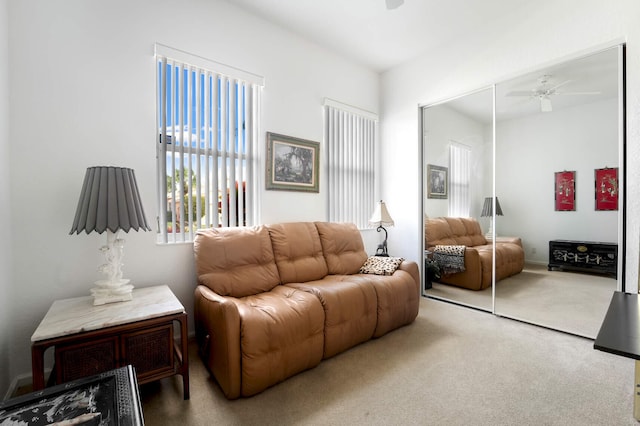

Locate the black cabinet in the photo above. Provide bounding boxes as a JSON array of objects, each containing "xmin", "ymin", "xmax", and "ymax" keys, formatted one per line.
[{"xmin": 548, "ymin": 240, "xmax": 617, "ymax": 278}]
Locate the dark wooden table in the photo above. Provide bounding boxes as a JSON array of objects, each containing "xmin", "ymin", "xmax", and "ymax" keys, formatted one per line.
[{"xmin": 594, "ymin": 291, "xmax": 640, "ymax": 419}]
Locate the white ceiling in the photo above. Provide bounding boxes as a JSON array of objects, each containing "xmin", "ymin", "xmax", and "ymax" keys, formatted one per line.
[
  {"xmin": 223, "ymin": 0, "xmax": 533, "ymax": 72},
  {"xmin": 445, "ymin": 46, "xmax": 621, "ymax": 123},
  {"xmin": 223, "ymin": 0, "xmax": 621, "ymax": 122}
]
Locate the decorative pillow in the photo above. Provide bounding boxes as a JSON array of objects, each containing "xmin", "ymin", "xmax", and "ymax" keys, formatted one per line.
[{"xmin": 359, "ymin": 256, "xmax": 404, "ymax": 276}]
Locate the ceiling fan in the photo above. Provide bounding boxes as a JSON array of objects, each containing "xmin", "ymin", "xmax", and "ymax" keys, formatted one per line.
[
  {"xmin": 505, "ymin": 74, "xmax": 600, "ymax": 112},
  {"xmin": 386, "ymin": 0, "xmax": 404, "ymax": 10}
]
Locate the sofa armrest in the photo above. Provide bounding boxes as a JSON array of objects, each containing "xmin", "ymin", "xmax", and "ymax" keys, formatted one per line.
[
  {"xmin": 398, "ymin": 260, "xmax": 420, "ymax": 293},
  {"xmin": 488, "ymin": 236, "xmax": 523, "ymax": 247},
  {"xmin": 436, "ymin": 246, "xmax": 486, "ymax": 290},
  {"xmin": 194, "ymin": 285, "xmax": 242, "ymax": 399}
]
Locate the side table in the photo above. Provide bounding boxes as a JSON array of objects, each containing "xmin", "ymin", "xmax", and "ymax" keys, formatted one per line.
[
  {"xmin": 31, "ymin": 285, "xmax": 189, "ymax": 399},
  {"xmin": 594, "ymin": 291, "xmax": 640, "ymax": 419}
]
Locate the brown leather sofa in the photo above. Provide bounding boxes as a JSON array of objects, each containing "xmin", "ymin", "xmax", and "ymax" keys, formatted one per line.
[
  {"xmin": 425, "ymin": 217, "xmax": 524, "ymax": 290},
  {"xmin": 193, "ymin": 221, "xmax": 420, "ymax": 399}
]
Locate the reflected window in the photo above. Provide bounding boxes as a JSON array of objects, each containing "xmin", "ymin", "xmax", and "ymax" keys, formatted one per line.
[{"xmin": 449, "ymin": 143, "xmax": 471, "ymax": 217}]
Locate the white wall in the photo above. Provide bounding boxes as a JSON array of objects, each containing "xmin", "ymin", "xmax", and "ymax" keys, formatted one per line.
[
  {"xmin": 0, "ymin": 0, "xmax": 11, "ymax": 395},
  {"xmin": 381, "ymin": 0, "xmax": 640, "ymax": 294},
  {"xmin": 497, "ymin": 99, "xmax": 619, "ymax": 264},
  {"xmin": 423, "ymin": 105, "xmax": 488, "ymax": 219},
  {"xmin": 5, "ymin": 0, "xmax": 379, "ymax": 384}
]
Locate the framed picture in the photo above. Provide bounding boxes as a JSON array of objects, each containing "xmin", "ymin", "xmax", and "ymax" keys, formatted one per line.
[
  {"xmin": 555, "ymin": 170, "xmax": 576, "ymax": 211},
  {"xmin": 595, "ymin": 167, "xmax": 618, "ymax": 211},
  {"xmin": 266, "ymin": 132, "xmax": 320, "ymax": 192},
  {"xmin": 427, "ymin": 164, "xmax": 448, "ymax": 199}
]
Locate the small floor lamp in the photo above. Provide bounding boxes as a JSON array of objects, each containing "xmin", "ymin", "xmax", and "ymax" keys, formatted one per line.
[
  {"xmin": 481, "ymin": 196, "xmax": 503, "ymax": 238},
  {"xmin": 70, "ymin": 166, "xmax": 151, "ymax": 305},
  {"xmin": 369, "ymin": 200, "xmax": 395, "ymax": 257}
]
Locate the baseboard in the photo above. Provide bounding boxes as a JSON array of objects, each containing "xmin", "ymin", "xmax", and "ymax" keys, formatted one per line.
[{"xmin": 3, "ymin": 369, "xmax": 51, "ymax": 401}]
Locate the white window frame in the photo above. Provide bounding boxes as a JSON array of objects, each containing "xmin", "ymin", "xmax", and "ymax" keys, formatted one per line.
[{"xmin": 155, "ymin": 44, "xmax": 264, "ymax": 243}]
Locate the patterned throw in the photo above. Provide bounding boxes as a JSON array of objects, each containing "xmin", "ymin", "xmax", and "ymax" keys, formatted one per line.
[
  {"xmin": 433, "ymin": 245, "xmax": 466, "ymax": 275},
  {"xmin": 359, "ymin": 256, "xmax": 404, "ymax": 276}
]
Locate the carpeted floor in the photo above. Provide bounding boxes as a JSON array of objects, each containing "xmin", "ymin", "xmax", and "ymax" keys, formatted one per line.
[
  {"xmin": 425, "ymin": 263, "xmax": 616, "ymax": 338},
  {"xmin": 139, "ymin": 297, "xmax": 636, "ymax": 425}
]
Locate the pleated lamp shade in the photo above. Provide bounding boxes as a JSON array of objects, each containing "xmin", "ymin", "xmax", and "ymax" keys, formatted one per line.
[
  {"xmin": 70, "ymin": 166, "xmax": 151, "ymax": 235},
  {"xmin": 480, "ymin": 197, "xmax": 504, "ymax": 217}
]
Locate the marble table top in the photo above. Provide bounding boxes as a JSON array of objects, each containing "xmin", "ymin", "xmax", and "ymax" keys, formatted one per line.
[{"xmin": 31, "ymin": 285, "xmax": 185, "ymax": 342}]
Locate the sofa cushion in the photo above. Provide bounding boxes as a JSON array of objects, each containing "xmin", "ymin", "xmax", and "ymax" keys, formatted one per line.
[
  {"xmin": 235, "ymin": 286, "xmax": 325, "ymax": 396},
  {"xmin": 286, "ymin": 276, "xmax": 377, "ymax": 358},
  {"xmin": 315, "ymin": 222, "xmax": 368, "ymax": 274},
  {"xmin": 353, "ymin": 262, "xmax": 420, "ymax": 337},
  {"xmin": 193, "ymin": 226, "xmax": 280, "ymax": 297},
  {"xmin": 267, "ymin": 222, "xmax": 329, "ymax": 284},
  {"xmin": 425, "ymin": 217, "xmax": 486, "ymax": 248}
]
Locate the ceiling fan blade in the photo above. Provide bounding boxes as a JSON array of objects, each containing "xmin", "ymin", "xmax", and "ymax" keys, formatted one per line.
[
  {"xmin": 506, "ymin": 90, "xmax": 534, "ymax": 97},
  {"xmin": 540, "ymin": 97, "xmax": 553, "ymax": 112},
  {"xmin": 556, "ymin": 91, "xmax": 602, "ymax": 96},
  {"xmin": 547, "ymin": 79, "xmax": 572, "ymax": 92},
  {"xmin": 385, "ymin": 0, "xmax": 404, "ymax": 9}
]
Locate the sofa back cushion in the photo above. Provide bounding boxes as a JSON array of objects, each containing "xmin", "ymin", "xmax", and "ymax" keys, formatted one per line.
[
  {"xmin": 315, "ymin": 222, "xmax": 368, "ymax": 274},
  {"xmin": 425, "ymin": 217, "xmax": 487, "ymax": 248},
  {"xmin": 193, "ymin": 226, "xmax": 280, "ymax": 297},
  {"xmin": 267, "ymin": 222, "xmax": 329, "ymax": 283}
]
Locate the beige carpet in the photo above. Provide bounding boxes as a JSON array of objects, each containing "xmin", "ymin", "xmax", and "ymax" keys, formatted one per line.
[
  {"xmin": 140, "ymin": 297, "xmax": 635, "ymax": 425},
  {"xmin": 425, "ymin": 263, "xmax": 616, "ymax": 338}
]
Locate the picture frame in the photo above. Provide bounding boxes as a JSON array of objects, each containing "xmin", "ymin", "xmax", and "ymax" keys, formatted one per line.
[
  {"xmin": 427, "ymin": 164, "xmax": 448, "ymax": 199},
  {"xmin": 595, "ymin": 167, "xmax": 618, "ymax": 211},
  {"xmin": 555, "ymin": 170, "xmax": 576, "ymax": 211},
  {"xmin": 266, "ymin": 132, "xmax": 320, "ymax": 193}
]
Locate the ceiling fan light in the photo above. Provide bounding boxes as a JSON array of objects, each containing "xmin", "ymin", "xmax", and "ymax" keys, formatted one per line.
[
  {"xmin": 386, "ymin": 0, "xmax": 404, "ymax": 10},
  {"xmin": 540, "ymin": 97, "xmax": 553, "ymax": 112}
]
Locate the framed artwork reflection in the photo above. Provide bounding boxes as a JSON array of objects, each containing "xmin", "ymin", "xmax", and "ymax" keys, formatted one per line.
[
  {"xmin": 555, "ymin": 170, "xmax": 576, "ymax": 211},
  {"xmin": 266, "ymin": 132, "xmax": 320, "ymax": 192},
  {"xmin": 427, "ymin": 164, "xmax": 448, "ymax": 199},
  {"xmin": 595, "ymin": 167, "xmax": 618, "ymax": 211}
]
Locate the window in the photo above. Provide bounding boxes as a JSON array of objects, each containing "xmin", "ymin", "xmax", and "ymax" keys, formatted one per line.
[
  {"xmin": 324, "ymin": 99, "xmax": 377, "ymax": 228},
  {"xmin": 449, "ymin": 143, "xmax": 471, "ymax": 217},
  {"xmin": 155, "ymin": 44, "xmax": 263, "ymax": 243}
]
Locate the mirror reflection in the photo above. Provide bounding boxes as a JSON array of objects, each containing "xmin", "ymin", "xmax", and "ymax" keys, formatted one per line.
[
  {"xmin": 494, "ymin": 46, "xmax": 623, "ymax": 338},
  {"xmin": 422, "ymin": 45, "xmax": 624, "ymax": 338},
  {"xmin": 422, "ymin": 87, "xmax": 496, "ymax": 312}
]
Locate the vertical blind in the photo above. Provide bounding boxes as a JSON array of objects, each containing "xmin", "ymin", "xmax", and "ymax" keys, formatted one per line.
[
  {"xmin": 449, "ymin": 143, "xmax": 471, "ymax": 217},
  {"xmin": 325, "ymin": 99, "xmax": 377, "ymax": 228},
  {"xmin": 155, "ymin": 44, "xmax": 264, "ymax": 243}
]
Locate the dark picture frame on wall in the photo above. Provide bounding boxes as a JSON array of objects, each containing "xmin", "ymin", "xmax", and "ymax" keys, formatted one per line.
[
  {"xmin": 595, "ymin": 167, "xmax": 619, "ymax": 211},
  {"xmin": 266, "ymin": 132, "xmax": 320, "ymax": 193},
  {"xmin": 427, "ymin": 164, "xmax": 448, "ymax": 199},
  {"xmin": 555, "ymin": 170, "xmax": 576, "ymax": 211}
]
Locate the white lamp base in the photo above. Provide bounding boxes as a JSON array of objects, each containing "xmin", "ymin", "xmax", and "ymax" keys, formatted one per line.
[
  {"xmin": 91, "ymin": 279, "xmax": 134, "ymax": 306},
  {"xmin": 485, "ymin": 218, "xmax": 498, "ymax": 239}
]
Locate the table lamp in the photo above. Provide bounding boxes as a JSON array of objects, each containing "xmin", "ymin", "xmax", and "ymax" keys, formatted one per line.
[
  {"xmin": 481, "ymin": 196, "xmax": 503, "ymax": 238},
  {"xmin": 70, "ymin": 166, "xmax": 151, "ymax": 305},
  {"xmin": 369, "ymin": 200, "xmax": 395, "ymax": 257}
]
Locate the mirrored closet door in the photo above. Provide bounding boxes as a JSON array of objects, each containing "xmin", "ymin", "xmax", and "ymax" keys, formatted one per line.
[
  {"xmin": 421, "ymin": 44, "xmax": 625, "ymax": 337},
  {"xmin": 422, "ymin": 87, "xmax": 495, "ymax": 312},
  {"xmin": 493, "ymin": 45, "xmax": 625, "ymax": 338}
]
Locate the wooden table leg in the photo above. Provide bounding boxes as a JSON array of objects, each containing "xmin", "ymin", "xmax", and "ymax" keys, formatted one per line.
[
  {"xmin": 179, "ymin": 314, "xmax": 190, "ymax": 400},
  {"xmin": 31, "ymin": 344, "xmax": 45, "ymax": 391}
]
